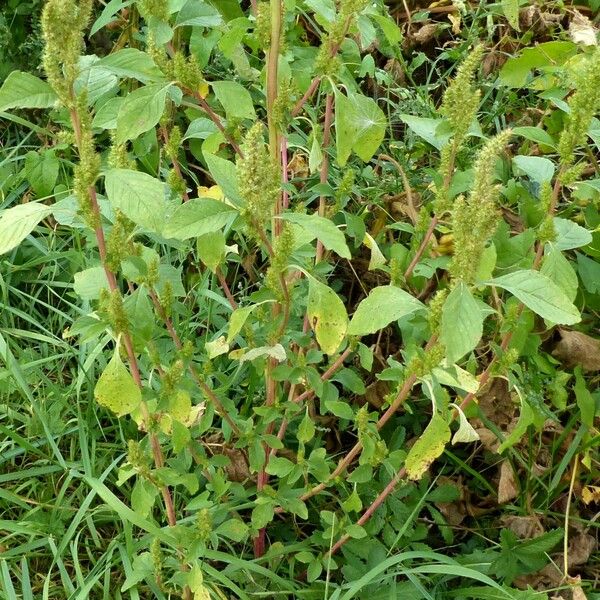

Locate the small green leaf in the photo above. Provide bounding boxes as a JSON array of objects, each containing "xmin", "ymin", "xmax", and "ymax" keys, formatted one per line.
[
  {"xmin": 206, "ymin": 336, "xmax": 229, "ymax": 359},
  {"xmin": 196, "ymin": 230, "xmax": 226, "ymax": 272},
  {"xmin": 512, "ymin": 126, "xmax": 555, "ymax": 148},
  {"xmin": 346, "ymin": 523, "xmax": 367, "ymax": 539},
  {"xmin": 324, "ymin": 399, "xmax": 354, "ymax": 420},
  {"xmin": 116, "ymin": 83, "xmax": 169, "ymax": 143},
  {"xmin": 451, "ymin": 404, "xmax": 480, "ymax": 444},
  {"xmin": 405, "ymin": 413, "xmax": 451, "ymax": 481},
  {"xmin": 94, "ymin": 347, "xmax": 142, "ymax": 417},
  {"xmin": 348, "ymin": 285, "xmax": 423, "ymax": 336},
  {"xmin": 485, "ymin": 270, "xmax": 580, "ymax": 325},
  {"xmin": 440, "ymin": 283, "xmax": 484, "ymax": 364},
  {"xmin": 307, "ymin": 278, "xmax": 348, "ymax": 355},
  {"xmin": 281, "ymin": 213, "xmax": 351, "ymax": 259},
  {"xmin": 0, "ymin": 71, "xmax": 58, "ymax": 112},
  {"xmin": 0, "ymin": 202, "xmax": 53, "ymax": 256},
  {"xmin": 574, "ymin": 367, "xmax": 595, "ymax": 428},
  {"xmin": 501, "ymin": 0, "xmax": 520, "ymax": 30},
  {"xmin": 215, "ymin": 518, "xmax": 249, "ymax": 542},
  {"xmin": 251, "ymin": 502, "xmax": 274, "ymax": 529},
  {"xmin": 227, "ymin": 303, "xmax": 266, "ymax": 343},
  {"xmin": 24, "ymin": 150, "xmax": 59, "ymax": 197},
  {"xmin": 265, "ymin": 456, "xmax": 295, "ymax": 477},
  {"xmin": 497, "ymin": 395, "xmax": 534, "ymax": 453},
  {"xmin": 297, "ymin": 409, "xmax": 315, "ymax": 443}
]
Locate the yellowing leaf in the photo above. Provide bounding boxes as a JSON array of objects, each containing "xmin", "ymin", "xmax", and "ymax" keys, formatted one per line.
[
  {"xmin": 198, "ymin": 81, "xmax": 210, "ymax": 98},
  {"xmin": 198, "ymin": 184, "xmax": 224, "ymax": 201},
  {"xmin": 405, "ymin": 413, "xmax": 451, "ymax": 481},
  {"xmin": 94, "ymin": 347, "xmax": 141, "ymax": 417},
  {"xmin": 582, "ymin": 485, "xmax": 600, "ymax": 505},
  {"xmin": 169, "ymin": 389, "xmax": 191, "ymax": 423},
  {"xmin": 307, "ymin": 278, "xmax": 348, "ymax": 355},
  {"xmin": 206, "ymin": 336, "xmax": 230, "ymax": 359},
  {"xmin": 451, "ymin": 404, "xmax": 480, "ymax": 444}
]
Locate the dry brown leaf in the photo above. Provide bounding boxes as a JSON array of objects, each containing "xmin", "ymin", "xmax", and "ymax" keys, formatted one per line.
[
  {"xmin": 498, "ymin": 460, "xmax": 519, "ymax": 504},
  {"xmin": 478, "ymin": 378, "xmax": 516, "ymax": 429},
  {"xmin": 569, "ymin": 11, "xmax": 597, "ymax": 46},
  {"xmin": 572, "ymin": 585, "xmax": 588, "ymax": 600},
  {"xmin": 566, "ymin": 533, "xmax": 596, "ymax": 568},
  {"xmin": 552, "ymin": 329, "xmax": 600, "ymax": 371},
  {"xmin": 503, "ymin": 515, "xmax": 544, "ymax": 539},
  {"xmin": 411, "ymin": 23, "xmax": 438, "ymax": 44},
  {"xmin": 581, "ymin": 485, "xmax": 600, "ymax": 505}
]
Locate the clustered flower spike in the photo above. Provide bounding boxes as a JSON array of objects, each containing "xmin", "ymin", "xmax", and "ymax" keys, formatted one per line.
[
  {"xmin": 449, "ymin": 130, "xmax": 512, "ymax": 283},
  {"xmin": 558, "ymin": 49, "xmax": 600, "ymax": 169}
]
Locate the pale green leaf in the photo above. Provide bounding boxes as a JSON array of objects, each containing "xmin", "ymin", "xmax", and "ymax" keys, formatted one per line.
[
  {"xmin": 451, "ymin": 404, "xmax": 480, "ymax": 444},
  {"xmin": 73, "ymin": 266, "xmax": 109, "ymax": 300},
  {"xmin": 541, "ymin": 245, "xmax": 578, "ymax": 302},
  {"xmin": 205, "ymin": 152, "xmax": 244, "ymax": 207},
  {"xmin": 206, "ymin": 336, "xmax": 229, "ymax": 359},
  {"xmin": 211, "ymin": 80, "xmax": 256, "ymax": 119},
  {"xmin": 485, "ymin": 270, "xmax": 580, "ymax": 325},
  {"xmin": 94, "ymin": 347, "xmax": 142, "ymax": 417},
  {"xmin": 501, "ymin": 0, "xmax": 520, "ymax": 30},
  {"xmin": 98, "ymin": 48, "xmax": 165, "ymax": 83},
  {"xmin": 116, "ymin": 83, "xmax": 169, "ymax": 143},
  {"xmin": 512, "ymin": 155, "xmax": 555, "ymax": 184},
  {"xmin": 236, "ymin": 344, "xmax": 286, "ymax": 362},
  {"xmin": 0, "ymin": 202, "xmax": 53, "ymax": 255},
  {"xmin": 215, "ymin": 519, "xmax": 249, "ymax": 542},
  {"xmin": 196, "ymin": 230, "xmax": 226, "ymax": 273},
  {"xmin": 440, "ymin": 283, "xmax": 484, "ymax": 363},
  {"xmin": 348, "ymin": 285, "xmax": 423, "ymax": 336},
  {"xmin": 104, "ymin": 168, "xmax": 167, "ymax": 233},
  {"xmin": 163, "ymin": 198, "xmax": 236, "ymax": 240},
  {"xmin": 24, "ymin": 150, "xmax": 59, "ymax": 197},
  {"xmin": 553, "ymin": 217, "xmax": 592, "ymax": 250},
  {"xmin": 0, "ymin": 71, "xmax": 57, "ymax": 112},
  {"xmin": 307, "ymin": 278, "xmax": 348, "ymax": 355},
  {"xmin": 281, "ymin": 213, "xmax": 350, "ymax": 259},
  {"xmin": 405, "ymin": 413, "xmax": 451, "ymax": 480},
  {"xmin": 363, "ymin": 232, "xmax": 386, "ymax": 270}
]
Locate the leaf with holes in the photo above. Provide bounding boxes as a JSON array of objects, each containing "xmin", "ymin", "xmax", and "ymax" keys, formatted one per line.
[{"xmin": 307, "ymin": 278, "xmax": 348, "ymax": 355}]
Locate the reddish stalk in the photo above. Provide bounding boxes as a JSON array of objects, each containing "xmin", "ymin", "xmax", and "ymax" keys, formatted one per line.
[{"xmin": 216, "ymin": 267, "xmax": 238, "ymax": 310}]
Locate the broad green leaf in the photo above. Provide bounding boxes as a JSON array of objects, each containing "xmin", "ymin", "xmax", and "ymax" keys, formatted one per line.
[
  {"xmin": 0, "ymin": 202, "xmax": 53, "ymax": 255},
  {"xmin": 98, "ymin": 48, "xmax": 165, "ymax": 83},
  {"xmin": 92, "ymin": 96, "xmax": 124, "ymax": 130},
  {"xmin": 553, "ymin": 217, "xmax": 592, "ymax": 250},
  {"xmin": 576, "ymin": 251, "xmax": 600, "ymax": 294},
  {"xmin": 215, "ymin": 519, "xmax": 249, "ymax": 542},
  {"xmin": 297, "ymin": 409, "xmax": 315, "ymax": 443},
  {"xmin": 211, "ymin": 80, "xmax": 256, "ymax": 119},
  {"xmin": 335, "ymin": 91, "xmax": 386, "ymax": 166},
  {"xmin": 205, "ymin": 152, "xmax": 244, "ymax": 206},
  {"xmin": 307, "ymin": 278, "xmax": 348, "ymax": 355},
  {"xmin": 398, "ymin": 114, "xmax": 450, "ymax": 150},
  {"xmin": 541, "ymin": 245, "xmax": 578, "ymax": 302},
  {"xmin": 163, "ymin": 198, "xmax": 236, "ymax": 240},
  {"xmin": 405, "ymin": 413, "xmax": 451, "ymax": 481},
  {"xmin": 452, "ymin": 405, "xmax": 480, "ymax": 444},
  {"xmin": 207, "ymin": 0, "xmax": 244, "ymax": 20},
  {"xmin": 512, "ymin": 155, "xmax": 555, "ymax": 184},
  {"xmin": 499, "ymin": 41, "xmax": 577, "ymax": 88},
  {"xmin": 104, "ymin": 168, "xmax": 166, "ymax": 233},
  {"xmin": 90, "ymin": 0, "xmax": 135, "ymax": 36},
  {"xmin": 501, "ymin": 0, "xmax": 520, "ymax": 30},
  {"xmin": 73, "ymin": 266, "xmax": 109, "ymax": 300},
  {"xmin": 325, "ymin": 399, "xmax": 354, "ymax": 420},
  {"xmin": 348, "ymin": 285, "xmax": 423, "ymax": 336},
  {"xmin": 485, "ymin": 270, "xmax": 580, "ymax": 325},
  {"xmin": 265, "ymin": 456, "xmax": 295, "ymax": 477},
  {"xmin": 512, "ymin": 126, "xmax": 556, "ymax": 148},
  {"xmin": 74, "ymin": 56, "xmax": 118, "ymax": 103},
  {"xmin": 432, "ymin": 365, "xmax": 479, "ymax": 394},
  {"xmin": 116, "ymin": 83, "xmax": 169, "ymax": 143},
  {"xmin": 197, "ymin": 230, "xmax": 226, "ymax": 273},
  {"xmin": 440, "ymin": 283, "xmax": 484, "ymax": 363},
  {"xmin": 251, "ymin": 502, "xmax": 274, "ymax": 529},
  {"xmin": 281, "ymin": 213, "xmax": 350, "ymax": 259},
  {"xmin": 94, "ymin": 347, "xmax": 142, "ymax": 417},
  {"xmin": 24, "ymin": 150, "xmax": 59, "ymax": 197},
  {"xmin": 0, "ymin": 71, "xmax": 57, "ymax": 112},
  {"xmin": 184, "ymin": 117, "xmax": 219, "ymax": 140},
  {"xmin": 371, "ymin": 14, "xmax": 402, "ymax": 44},
  {"xmin": 175, "ymin": 0, "xmax": 222, "ymax": 27}
]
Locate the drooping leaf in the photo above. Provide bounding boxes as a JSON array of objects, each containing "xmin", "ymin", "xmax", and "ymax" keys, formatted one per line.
[
  {"xmin": 541, "ymin": 245, "xmax": 578, "ymax": 302},
  {"xmin": 0, "ymin": 202, "xmax": 53, "ymax": 255},
  {"xmin": 24, "ymin": 150, "xmax": 59, "ymax": 198},
  {"xmin": 0, "ymin": 71, "xmax": 57, "ymax": 112},
  {"xmin": 94, "ymin": 347, "xmax": 142, "ymax": 417},
  {"xmin": 348, "ymin": 285, "xmax": 423, "ymax": 336},
  {"xmin": 163, "ymin": 198, "xmax": 236, "ymax": 240},
  {"xmin": 574, "ymin": 367, "xmax": 595, "ymax": 428},
  {"xmin": 281, "ymin": 213, "xmax": 351, "ymax": 259},
  {"xmin": 440, "ymin": 283, "xmax": 485, "ymax": 363},
  {"xmin": 452, "ymin": 404, "xmax": 480, "ymax": 444},
  {"xmin": 335, "ymin": 90, "xmax": 386, "ymax": 166},
  {"xmin": 196, "ymin": 230, "xmax": 226, "ymax": 273},
  {"xmin": 307, "ymin": 278, "xmax": 348, "ymax": 355},
  {"xmin": 115, "ymin": 83, "xmax": 170, "ymax": 143},
  {"xmin": 104, "ymin": 168, "xmax": 167, "ymax": 233},
  {"xmin": 485, "ymin": 270, "xmax": 580, "ymax": 325},
  {"xmin": 512, "ymin": 155, "xmax": 555, "ymax": 184},
  {"xmin": 497, "ymin": 395, "xmax": 535, "ymax": 453},
  {"xmin": 405, "ymin": 413, "xmax": 451, "ymax": 480}
]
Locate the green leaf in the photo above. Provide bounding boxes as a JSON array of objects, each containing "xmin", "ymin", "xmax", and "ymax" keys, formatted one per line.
[
  {"xmin": 325, "ymin": 399, "xmax": 354, "ymax": 419},
  {"xmin": 281, "ymin": 213, "xmax": 350, "ymax": 259},
  {"xmin": 227, "ymin": 303, "xmax": 269, "ymax": 343},
  {"xmin": 574, "ymin": 367, "xmax": 595, "ymax": 428},
  {"xmin": 297, "ymin": 409, "xmax": 315, "ymax": 443},
  {"xmin": 541, "ymin": 245, "xmax": 578, "ymax": 302},
  {"xmin": 98, "ymin": 48, "xmax": 165, "ymax": 83},
  {"xmin": 512, "ymin": 126, "xmax": 556, "ymax": 148},
  {"xmin": 163, "ymin": 198, "xmax": 236, "ymax": 240},
  {"xmin": 116, "ymin": 83, "xmax": 169, "ymax": 143},
  {"xmin": 452, "ymin": 404, "xmax": 480, "ymax": 444},
  {"xmin": 485, "ymin": 270, "xmax": 580, "ymax": 325},
  {"xmin": 0, "ymin": 202, "xmax": 53, "ymax": 255},
  {"xmin": 553, "ymin": 217, "xmax": 592, "ymax": 251},
  {"xmin": 440, "ymin": 283, "xmax": 484, "ymax": 363},
  {"xmin": 73, "ymin": 266, "xmax": 110, "ymax": 300},
  {"xmin": 398, "ymin": 114, "xmax": 450, "ymax": 150},
  {"xmin": 335, "ymin": 91, "xmax": 386, "ymax": 166},
  {"xmin": 24, "ymin": 150, "xmax": 59, "ymax": 197},
  {"xmin": 92, "ymin": 96, "xmax": 124, "ymax": 130},
  {"xmin": 105, "ymin": 168, "xmax": 167, "ymax": 233},
  {"xmin": 348, "ymin": 285, "xmax": 423, "ymax": 336},
  {"xmin": 131, "ymin": 479, "xmax": 157, "ymax": 518},
  {"xmin": 251, "ymin": 502, "xmax": 274, "ymax": 529},
  {"xmin": 512, "ymin": 155, "xmax": 555, "ymax": 184},
  {"xmin": 205, "ymin": 152, "xmax": 244, "ymax": 207},
  {"xmin": 211, "ymin": 80, "xmax": 256, "ymax": 119},
  {"xmin": 215, "ymin": 519, "xmax": 249, "ymax": 542},
  {"xmin": 501, "ymin": 0, "xmax": 520, "ymax": 30},
  {"xmin": 196, "ymin": 231, "xmax": 226, "ymax": 273},
  {"xmin": 265, "ymin": 456, "xmax": 295, "ymax": 477},
  {"xmin": 576, "ymin": 251, "xmax": 600, "ymax": 294},
  {"xmin": 94, "ymin": 347, "xmax": 142, "ymax": 417},
  {"xmin": 307, "ymin": 278, "xmax": 348, "ymax": 355},
  {"xmin": 0, "ymin": 71, "xmax": 58, "ymax": 112},
  {"xmin": 497, "ymin": 395, "xmax": 535, "ymax": 453},
  {"xmin": 405, "ymin": 413, "xmax": 451, "ymax": 481}
]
